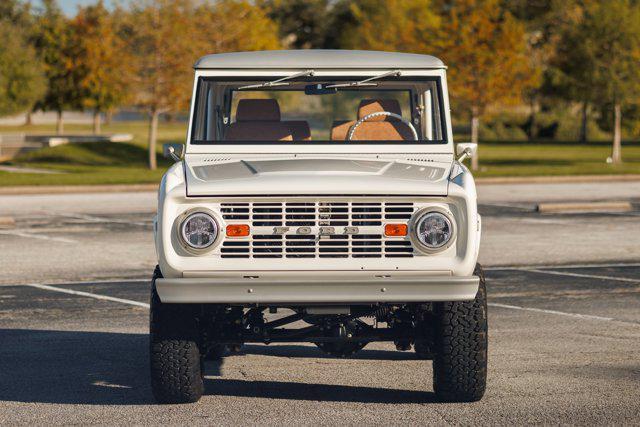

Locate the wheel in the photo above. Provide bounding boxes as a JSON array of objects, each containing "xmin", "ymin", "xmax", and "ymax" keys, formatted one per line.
[
  {"xmin": 149, "ymin": 266, "xmax": 204, "ymax": 404},
  {"xmin": 414, "ymin": 339, "xmax": 432, "ymax": 359},
  {"xmin": 432, "ymin": 263, "xmax": 488, "ymax": 402}
]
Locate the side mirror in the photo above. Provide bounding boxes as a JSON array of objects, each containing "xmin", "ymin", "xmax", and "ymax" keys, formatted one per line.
[
  {"xmin": 456, "ymin": 142, "xmax": 477, "ymax": 162},
  {"xmin": 163, "ymin": 143, "xmax": 184, "ymax": 162}
]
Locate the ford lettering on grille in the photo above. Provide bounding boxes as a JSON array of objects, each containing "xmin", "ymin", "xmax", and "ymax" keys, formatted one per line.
[{"xmin": 220, "ymin": 200, "xmax": 415, "ymax": 259}]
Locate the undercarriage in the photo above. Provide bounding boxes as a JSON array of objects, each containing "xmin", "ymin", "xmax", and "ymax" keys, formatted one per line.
[{"xmin": 198, "ymin": 304, "xmax": 435, "ymax": 358}]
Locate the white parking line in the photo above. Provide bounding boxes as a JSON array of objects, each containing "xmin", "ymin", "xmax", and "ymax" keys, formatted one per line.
[
  {"xmin": 525, "ymin": 269, "xmax": 640, "ymax": 283},
  {"xmin": 517, "ymin": 218, "xmax": 570, "ymax": 225},
  {"xmin": 486, "ymin": 262, "xmax": 640, "ymax": 271},
  {"xmin": 480, "ymin": 202, "xmax": 532, "ymax": 211},
  {"xmin": 26, "ymin": 283, "xmax": 150, "ymax": 308},
  {"xmin": 58, "ymin": 212, "xmax": 150, "ymax": 227},
  {"xmin": 488, "ymin": 302, "xmax": 616, "ymax": 322},
  {"xmin": 0, "ymin": 230, "xmax": 77, "ymax": 244}
]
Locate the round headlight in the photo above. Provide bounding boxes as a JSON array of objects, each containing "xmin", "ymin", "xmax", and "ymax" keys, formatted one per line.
[
  {"xmin": 415, "ymin": 211, "xmax": 453, "ymax": 250},
  {"xmin": 180, "ymin": 212, "xmax": 218, "ymax": 249}
]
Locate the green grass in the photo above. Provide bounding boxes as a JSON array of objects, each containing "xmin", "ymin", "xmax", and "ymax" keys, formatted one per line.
[
  {"xmin": 0, "ymin": 121, "xmax": 639, "ymax": 186},
  {"xmin": 0, "ymin": 121, "xmax": 187, "ymax": 151},
  {"xmin": 0, "ymin": 121, "xmax": 182, "ymax": 186},
  {"xmin": 473, "ymin": 141, "xmax": 640, "ymax": 177}
]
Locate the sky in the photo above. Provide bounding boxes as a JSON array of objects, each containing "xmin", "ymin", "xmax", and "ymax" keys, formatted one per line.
[{"xmin": 33, "ymin": 0, "xmax": 116, "ymax": 16}]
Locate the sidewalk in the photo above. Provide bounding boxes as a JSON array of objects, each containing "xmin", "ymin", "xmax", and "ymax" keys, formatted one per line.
[{"xmin": 0, "ymin": 183, "xmax": 158, "ymax": 195}]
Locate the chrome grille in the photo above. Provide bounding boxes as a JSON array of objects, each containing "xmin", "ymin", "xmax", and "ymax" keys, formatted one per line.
[{"xmin": 220, "ymin": 201, "xmax": 415, "ymax": 259}]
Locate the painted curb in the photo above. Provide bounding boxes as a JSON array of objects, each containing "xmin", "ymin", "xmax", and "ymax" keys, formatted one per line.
[{"xmin": 537, "ymin": 201, "xmax": 633, "ymax": 213}]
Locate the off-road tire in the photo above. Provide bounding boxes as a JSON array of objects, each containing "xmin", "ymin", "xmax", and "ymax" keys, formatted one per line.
[
  {"xmin": 432, "ymin": 263, "xmax": 487, "ymax": 402},
  {"xmin": 149, "ymin": 266, "xmax": 204, "ymax": 404},
  {"xmin": 414, "ymin": 339, "xmax": 432, "ymax": 359}
]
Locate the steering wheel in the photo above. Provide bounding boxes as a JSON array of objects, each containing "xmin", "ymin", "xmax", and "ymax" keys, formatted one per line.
[{"xmin": 347, "ymin": 111, "xmax": 419, "ymax": 141}]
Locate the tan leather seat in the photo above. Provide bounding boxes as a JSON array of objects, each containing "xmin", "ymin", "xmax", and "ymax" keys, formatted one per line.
[
  {"xmin": 331, "ymin": 99, "xmax": 414, "ymax": 141},
  {"xmin": 225, "ymin": 99, "xmax": 293, "ymax": 141},
  {"xmin": 330, "ymin": 120, "xmax": 353, "ymax": 141}
]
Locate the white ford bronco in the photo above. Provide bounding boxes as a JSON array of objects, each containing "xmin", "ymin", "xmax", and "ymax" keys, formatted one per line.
[{"xmin": 151, "ymin": 50, "xmax": 486, "ymax": 404}]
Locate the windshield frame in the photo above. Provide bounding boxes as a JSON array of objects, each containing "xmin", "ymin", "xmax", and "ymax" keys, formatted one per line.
[{"xmin": 186, "ymin": 69, "xmax": 454, "ymax": 155}]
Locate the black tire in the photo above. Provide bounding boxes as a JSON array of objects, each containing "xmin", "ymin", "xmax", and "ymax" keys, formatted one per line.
[
  {"xmin": 414, "ymin": 339, "xmax": 432, "ymax": 359},
  {"xmin": 149, "ymin": 266, "xmax": 204, "ymax": 404},
  {"xmin": 432, "ymin": 263, "xmax": 488, "ymax": 402}
]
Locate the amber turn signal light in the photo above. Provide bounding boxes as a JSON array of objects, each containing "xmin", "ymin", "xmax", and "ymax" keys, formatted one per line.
[
  {"xmin": 226, "ymin": 224, "xmax": 250, "ymax": 237},
  {"xmin": 384, "ymin": 223, "xmax": 408, "ymax": 237}
]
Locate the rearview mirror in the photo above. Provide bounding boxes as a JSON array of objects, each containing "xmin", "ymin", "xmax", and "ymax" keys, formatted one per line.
[
  {"xmin": 163, "ymin": 143, "xmax": 184, "ymax": 162},
  {"xmin": 456, "ymin": 142, "xmax": 477, "ymax": 162},
  {"xmin": 304, "ymin": 84, "xmax": 338, "ymax": 95}
]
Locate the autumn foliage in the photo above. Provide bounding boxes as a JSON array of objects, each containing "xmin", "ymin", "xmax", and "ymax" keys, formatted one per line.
[
  {"xmin": 439, "ymin": 0, "xmax": 540, "ymax": 169},
  {"xmin": 121, "ymin": 0, "xmax": 281, "ymax": 169},
  {"xmin": 1, "ymin": 0, "xmax": 639, "ymax": 169}
]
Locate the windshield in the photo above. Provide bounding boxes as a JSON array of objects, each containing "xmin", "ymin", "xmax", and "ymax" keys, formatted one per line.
[{"xmin": 190, "ymin": 76, "xmax": 447, "ymax": 144}]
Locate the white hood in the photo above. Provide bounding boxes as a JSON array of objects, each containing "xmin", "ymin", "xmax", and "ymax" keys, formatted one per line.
[{"xmin": 184, "ymin": 156, "xmax": 452, "ymax": 197}]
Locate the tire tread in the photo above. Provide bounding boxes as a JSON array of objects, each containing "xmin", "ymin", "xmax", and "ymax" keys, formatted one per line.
[
  {"xmin": 149, "ymin": 266, "xmax": 204, "ymax": 404},
  {"xmin": 433, "ymin": 264, "xmax": 488, "ymax": 402}
]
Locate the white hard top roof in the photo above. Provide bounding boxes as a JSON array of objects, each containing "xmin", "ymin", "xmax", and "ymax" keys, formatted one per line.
[{"xmin": 194, "ymin": 50, "xmax": 446, "ymax": 70}]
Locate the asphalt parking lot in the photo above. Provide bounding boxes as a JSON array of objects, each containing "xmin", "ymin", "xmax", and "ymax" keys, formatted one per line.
[
  {"xmin": 1, "ymin": 265, "xmax": 639, "ymax": 424},
  {"xmin": 0, "ymin": 183, "xmax": 639, "ymax": 424}
]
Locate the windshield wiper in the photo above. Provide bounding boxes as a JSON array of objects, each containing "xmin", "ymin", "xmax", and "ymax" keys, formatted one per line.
[
  {"xmin": 238, "ymin": 69, "xmax": 315, "ymax": 90},
  {"xmin": 325, "ymin": 69, "xmax": 402, "ymax": 89}
]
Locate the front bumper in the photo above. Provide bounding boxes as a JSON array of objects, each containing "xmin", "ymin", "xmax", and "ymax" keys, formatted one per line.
[{"xmin": 156, "ymin": 272, "xmax": 479, "ymax": 304}]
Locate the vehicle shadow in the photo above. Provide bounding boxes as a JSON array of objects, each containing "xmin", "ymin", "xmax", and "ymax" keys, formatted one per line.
[
  {"xmin": 205, "ymin": 378, "xmax": 436, "ymax": 404},
  {"xmin": 0, "ymin": 329, "xmax": 432, "ymax": 405},
  {"xmin": 0, "ymin": 328, "xmax": 154, "ymax": 405}
]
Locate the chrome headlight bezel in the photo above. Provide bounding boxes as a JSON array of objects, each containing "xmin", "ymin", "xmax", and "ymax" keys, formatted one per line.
[
  {"xmin": 410, "ymin": 207, "xmax": 457, "ymax": 254},
  {"xmin": 177, "ymin": 209, "xmax": 221, "ymax": 253}
]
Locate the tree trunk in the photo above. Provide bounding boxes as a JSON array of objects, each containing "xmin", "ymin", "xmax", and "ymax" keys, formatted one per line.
[
  {"xmin": 148, "ymin": 110, "xmax": 159, "ymax": 170},
  {"xmin": 471, "ymin": 106, "xmax": 480, "ymax": 171},
  {"xmin": 93, "ymin": 111, "xmax": 101, "ymax": 135},
  {"xmin": 579, "ymin": 102, "xmax": 588, "ymax": 143},
  {"xmin": 25, "ymin": 111, "xmax": 33, "ymax": 126},
  {"xmin": 528, "ymin": 97, "xmax": 536, "ymax": 140},
  {"xmin": 105, "ymin": 110, "xmax": 113, "ymax": 126},
  {"xmin": 56, "ymin": 110, "xmax": 64, "ymax": 135},
  {"xmin": 611, "ymin": 102, "xmax": 622, "ymax": 164}
]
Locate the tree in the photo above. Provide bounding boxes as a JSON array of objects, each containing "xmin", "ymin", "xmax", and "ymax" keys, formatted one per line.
[
  {"xmin": 438, "ymin": 0, "xmax": 539, "ymax": 170},
  {"xmin": 71, "ymin": 1, "xmax": 130, "ymax": 134},
  {"xmin": 125, "ymin": 0, "xmax": 280, "ymax": 170},
  {"xmin": 536, "ymin": 0, "xmax": 595, "ymax": 142},
  {"xmin": 0, "ymin": 21, "xmax": 46, "ymax": 117},
  {"xmin": 330, "ymin": 0, "xmax": 440, "ymax": 53},
  {"xmin": 1, "ymin": 0, "xmax": 40, "ymax": 124},
  {"xmin": 196, "ymin": 0, "xmax": 281, "ymax": 53},
  {"xmin": 124, "ymin": 0, "xmax": 201, "ymax": 170},
  {"xmin": 32, "ymin": 0, "xmax": 78, "ymax": 134},
  {"xmin": 552, "ymin": 0, "xmax": 640, "ymax": 163},
  {"xmin": 503, "ymin": 0, "xmax": 561, "ymax": 140},
  {"xmin": 0, "ymin": 0, "xmax": 33, "ymax": 27},
  {"xmin": 260, "ymin": 0, "xmax": 330, "ymax": 48}
]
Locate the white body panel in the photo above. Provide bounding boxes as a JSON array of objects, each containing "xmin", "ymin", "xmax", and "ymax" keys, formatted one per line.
[
  {"xmin": 154, "ymin": 58, "xmax": 481, "ymax": 303},
  {"xmin": 184, "ymin": 155, "xmax": 452, "ymax": 197}
]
